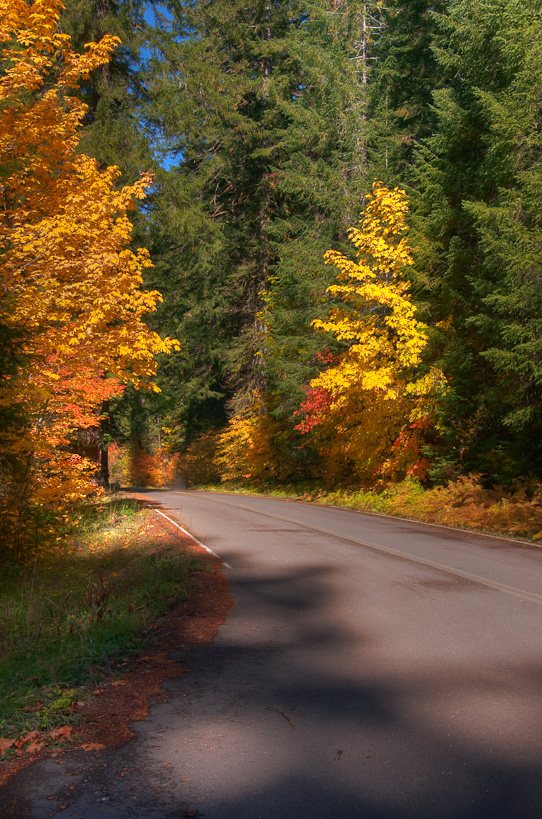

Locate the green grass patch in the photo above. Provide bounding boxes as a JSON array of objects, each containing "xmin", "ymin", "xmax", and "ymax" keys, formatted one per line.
[{"xmin": 0, "ymin": 496, "xmax": 203, "ymax": 741}]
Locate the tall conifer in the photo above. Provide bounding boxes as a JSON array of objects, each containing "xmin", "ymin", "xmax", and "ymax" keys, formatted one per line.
[
  {"xmin": 146, "ymin": 0, "xmax": 382, "ymax": 445},
  {"xmin": 463, "ymin": 2, "xmax": 542, "ymax": 473},
  {"xmin": 61, "ymin": 0, "xmax": 153, "ymax": 178},
  {"xmin": 409, "ymin": 0, "xmax": 539, "ymax": 479}
]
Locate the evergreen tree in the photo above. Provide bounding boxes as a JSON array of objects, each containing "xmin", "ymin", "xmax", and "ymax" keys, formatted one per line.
[
  {"xmin": 261, "ymin": 0, "xmax": 384, "ymax": 413},
  {"xmin": 143, "ymin": 0, "xmax": 383, "ymax": 449},
  {"xmin": 463, "ymin": 2, "xmax": 542, "ymax": 474},
  {"xmin": 369, "ymin": 0, "xmax": 447, "ymax": 183},
  {"xmin": 409, "ymin": 0, "xmax": 540, "ymax": 480},
  {"xmin": 53, "ymin": 0, "xmax": 542, "ymax": 486},
  {"xmin": 60, "ymin": 0, "xmax": 153, "ymax": 179}
]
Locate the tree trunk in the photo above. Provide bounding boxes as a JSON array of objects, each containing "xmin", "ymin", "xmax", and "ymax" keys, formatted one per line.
[{"xmin": 100, "ymin": 399, "xmax": 110, "ymax": 488}]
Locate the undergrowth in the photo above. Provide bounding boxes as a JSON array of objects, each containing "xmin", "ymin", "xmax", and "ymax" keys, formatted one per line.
[{"xmin": 0, "ymin": 496, "xmax": 203, "ymax": 747}]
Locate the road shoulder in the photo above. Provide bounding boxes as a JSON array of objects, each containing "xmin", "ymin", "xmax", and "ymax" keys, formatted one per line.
[{"xmin": 0, "ymin": 503, "xmax": 234, "ymax": 799}]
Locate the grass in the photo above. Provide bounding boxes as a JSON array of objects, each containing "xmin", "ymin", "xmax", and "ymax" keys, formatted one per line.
[{"xmin": 0, "ymin": 496, "xmax": 204, "ymax": 744}]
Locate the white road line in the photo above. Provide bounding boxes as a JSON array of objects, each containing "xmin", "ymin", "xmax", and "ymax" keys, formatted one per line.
[
  {"xmin": 196, "ymin": 495, "xmax": 542, "ymax": 604},
  {"xmin": 152, "ymin": 508, "xmax": 232, "ymax": 569},
  {"xmin": 186, "ymin": 489, "xmax": 539, "ymax": 549}
]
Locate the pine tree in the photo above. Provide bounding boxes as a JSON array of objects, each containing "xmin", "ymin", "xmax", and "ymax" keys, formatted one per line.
[
  {"xmin": 143, "ymin": 0, "xmax": 384, "ymax": 449},
  {"xmin": 463, "ymin": 2, "xmax": 542, "ymax": 474},
  {"xmin": 60, "ymin": 0, "xmax": 153, "ymax": 179},
  {"xmin": 260, "ymin": 0, "xmax": 384, "ymax": 413},
  {"xmin": 407, "ymin": 0, "xmax": 536, "ymax": 480},
  {"xmin": 368, "ymin": 0, "xmax": 447, "ymax": 182}
]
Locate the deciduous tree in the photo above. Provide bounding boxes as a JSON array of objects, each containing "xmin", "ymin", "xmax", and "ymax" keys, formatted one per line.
[
  {"xmin": 0, "ymin": 0, "xmax": 177, "ymax": 554},
  {"xmin": 295, "ymin": 183, "xmax": 445, "ymax": 483}
]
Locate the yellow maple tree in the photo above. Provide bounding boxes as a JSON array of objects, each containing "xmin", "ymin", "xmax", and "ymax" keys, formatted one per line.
[
  {"xmin": 0, "ymin": 0, "xmax": 178, "ymax": 553},
  {"xmin": 298, "ymin": 182, "xmax": 446, "ymax": 484}
]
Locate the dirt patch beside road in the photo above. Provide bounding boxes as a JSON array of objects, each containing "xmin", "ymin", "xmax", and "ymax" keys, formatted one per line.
[{"xmin": 0, "ymin": 506, "xmax": 234, "ymax": 789}]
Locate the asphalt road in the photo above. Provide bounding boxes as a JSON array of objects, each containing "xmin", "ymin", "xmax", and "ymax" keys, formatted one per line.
[{"xmin": 4, "ymin": 490, "xmax": 542, "ymax": 818}]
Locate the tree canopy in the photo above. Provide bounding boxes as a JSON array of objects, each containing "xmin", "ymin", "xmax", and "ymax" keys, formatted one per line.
[
  {"xmin": 4, "ymin": 0, "xmax": 542, "ymax": 525},
  {"xmin": 0, "ymin": 0, "xmax": 176, "ymax": 553}
]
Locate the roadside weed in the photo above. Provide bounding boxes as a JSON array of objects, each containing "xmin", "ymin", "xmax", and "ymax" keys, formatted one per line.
[{"xmin": 0, "ymin": 496, "xmax": 203, "ymax": 745}]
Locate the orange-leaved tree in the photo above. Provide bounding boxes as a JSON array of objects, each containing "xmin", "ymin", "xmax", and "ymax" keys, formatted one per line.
[
  {"xmin": 295, "ymin": 183, "xmax": 446, "ymax": 484},
  {"xmin": 213, "ymin": 393, "xmax": 279, "ymax": 484},
  {"xmin": 0, "ymin": 0, "xmax": 178, "ymax": 554}
]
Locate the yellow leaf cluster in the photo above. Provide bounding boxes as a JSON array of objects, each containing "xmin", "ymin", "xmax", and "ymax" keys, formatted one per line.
[
  {"xmin": 312, "ymin": 182, "xmax": 427, "ymax": 403},
  {"xmin": 306, "ymin": 182, "xmax": 447, "ymax": 483},
  {"xmin": 0, "ymin": 1, "xmax": 178, "ymax": 546},
  {"xmin": 213, "ymin": 400, "xmax": 268, "ymax": 483},
  {"xmin": 213, "ymin": 392, "xmax": 291, "ymax": 484}
]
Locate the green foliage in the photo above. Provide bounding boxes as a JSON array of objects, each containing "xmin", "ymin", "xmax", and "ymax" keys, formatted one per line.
[
  {"xmin": 405, "ymin": 0, "xmax": 542, "ymax": 479},
  {"xmin": 61, "ymin": 0, "xmax": 153, "ymax": 180},
  {"xmin": 368, "ymin": 0, "xmax": 447, "ymax": 181},
  {"xmin": 140, "ymin": 0, "xmax": 381, "ymax": 446},
  {"xmin": 458, "ymin": 5, "xmax": 542, "ymax": 471}
]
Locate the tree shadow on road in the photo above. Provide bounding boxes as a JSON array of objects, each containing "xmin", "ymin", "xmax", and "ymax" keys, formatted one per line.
[{"xmin": 3, "ymin": 559, "xmax": 542, "ymax": 818}]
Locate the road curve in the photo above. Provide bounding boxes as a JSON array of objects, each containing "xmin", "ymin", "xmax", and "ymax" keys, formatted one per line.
[
  {"xmin": 138, "ymin": 490, "xmax": 542, "ymax": 818},
  {"xmin": 5, "ymin": 489, "xmax": 542, "ymax": 819}
]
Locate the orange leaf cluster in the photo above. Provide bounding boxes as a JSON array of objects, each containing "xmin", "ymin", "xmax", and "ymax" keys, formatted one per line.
[
  {"xmin": 0, "ymin": 724, "xmax": 73, "ymax": 761},
  {"xmin": 109, "ymin": 443, "xmax": 181, "ymax": 488},
  {"xmin": 0, "ymin": 0, "xmax": 178, "ymax": 549}
]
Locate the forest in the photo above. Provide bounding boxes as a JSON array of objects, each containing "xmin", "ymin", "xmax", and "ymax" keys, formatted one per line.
[{"xmin": 3, "ymin": 0, "xmax": 542, "ymax": 554}]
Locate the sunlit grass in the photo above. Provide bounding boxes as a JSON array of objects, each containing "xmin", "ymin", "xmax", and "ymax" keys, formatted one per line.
[{"xmin": 0, "ymin": 496, "xmax": 203, "ymax": 741}]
